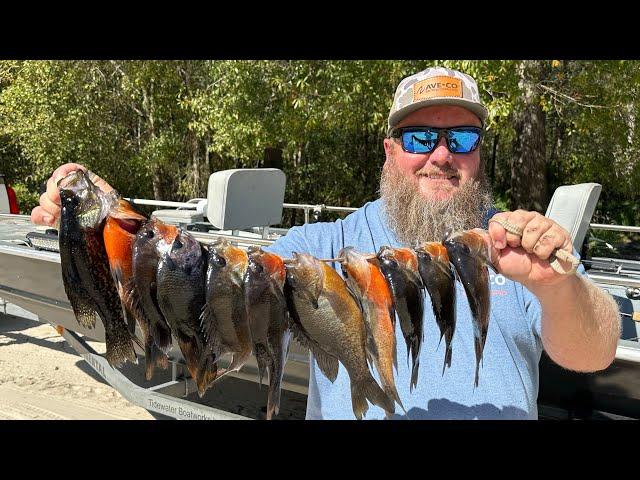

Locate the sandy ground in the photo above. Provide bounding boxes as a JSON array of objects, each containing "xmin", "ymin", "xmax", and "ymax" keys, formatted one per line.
[
  {"xmin": 0, "ymin": 301, "xmax": 155, "ymax": 420},
  {"xmin": 0, "ymin": 301, "xmax": 309, "ymax": 420}
]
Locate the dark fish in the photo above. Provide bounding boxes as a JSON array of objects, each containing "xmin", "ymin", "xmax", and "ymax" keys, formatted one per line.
[
  {"xmin": 338, "ymin": 247, "xmax": 404, "ymax": 413},
  {"xmin": 415, "ymin": 242, "xmax": 457, "ymax": 375},
  {"xmin": 284, "ymin": 252, "xmax": 395, "ymax": 419},
  {"xmin": 443, "ymin": 231, "xmax": 491, "ymax": 387},
  {"xmin": 131, "ymin": 219, "xmax": 176, "ymax": 370},
  {"xmin": 157, "ymin": 229, "xmax": 217, "ymax": 397},
  {"xmin": 57, "ymin": 170, "xmax": 136, "ymax": 368},
  {"xmin": 376, "ymin": 246, "xmax": 424, "ymax": 392},
  {"xmin": 244, "ymin": 247, "xmax": 291, "ymax": 420},
  {"xmin": 103, "ymin": 198, "xmax": 169, "ymax": 379},
  {"xmin": 201, "ymin": 239, "xmax": 251, "ymax": 380}
]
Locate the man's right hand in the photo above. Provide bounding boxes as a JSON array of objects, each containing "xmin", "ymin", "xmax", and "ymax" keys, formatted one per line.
[{"xmin": 31, "ymin": 163, "xmax": 114, "ymax": 227}]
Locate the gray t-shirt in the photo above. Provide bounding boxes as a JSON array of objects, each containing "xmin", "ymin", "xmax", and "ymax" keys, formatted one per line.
[{"xmin": 266, "ymin": 199, "xmax": 550, "ymax": 419}]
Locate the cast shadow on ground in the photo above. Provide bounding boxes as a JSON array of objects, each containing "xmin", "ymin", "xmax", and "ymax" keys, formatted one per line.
[{"xmin": 388, "ymin": 398, "xmax": 530, "ymax": 420}]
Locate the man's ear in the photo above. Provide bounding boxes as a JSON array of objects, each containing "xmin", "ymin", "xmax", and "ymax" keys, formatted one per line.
[{"xmin": 383, "ymin": 137, "xmax": 395, "ymax": 159}]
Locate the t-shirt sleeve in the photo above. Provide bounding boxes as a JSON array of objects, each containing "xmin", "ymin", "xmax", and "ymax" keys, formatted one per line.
[
  {"xmin": 264, "ymin": 225, "xmax": 311, "ymax": 259},
  {"xmin": 263, "ymin": 222, "xmax": 339, "ymax": 261}
]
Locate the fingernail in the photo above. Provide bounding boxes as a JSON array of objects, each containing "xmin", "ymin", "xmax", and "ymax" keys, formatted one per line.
[
  {"xmin": 43, "ymin": 215, "xmax": 53, "ymax": 224},
  {"xmin": 495, "ymin": 240, "xmax": 505, "ymax": 249}
]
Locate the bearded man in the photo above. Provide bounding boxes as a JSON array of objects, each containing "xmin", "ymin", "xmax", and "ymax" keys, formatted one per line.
[
  {"xmin": 33, "ymin": 67, "xmax": 620, "ymax": 420},
  {"xmin": 265, "ymin": 67, "xmax": 620, "ymax": 419}
]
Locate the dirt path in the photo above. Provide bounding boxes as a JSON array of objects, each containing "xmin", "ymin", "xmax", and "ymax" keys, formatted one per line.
[{"xmin": 0, "ymin": 303, "xmax": 154, "ymax": 420}]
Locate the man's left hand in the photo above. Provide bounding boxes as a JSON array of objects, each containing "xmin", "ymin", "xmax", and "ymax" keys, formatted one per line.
[{"xmin": 481, "ymin": 210, "xmax": 576, "ymax": 292}]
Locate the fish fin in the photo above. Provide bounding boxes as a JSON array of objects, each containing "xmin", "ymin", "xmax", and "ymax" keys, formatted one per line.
[
  {"xmin": 385, "ymin": 383, "xmax": 406, "ymax": 415},
  {"xmin": 410, "ymin": 342, "xmax": 420, "ymax": 391},
  {"xmin": 199, "ymin": 303, "xmax": 218, "ymax": 345},
  {"xmin": 67, "ymin": 289, "xmax": 97, "ymax": 329},
  {"xmin": 144, "ymin": 337, "xmax": 169, "ymax": 380},
  {"xmin": 175, "ymin": 333, "xmax": 202, "ymax": 390},
  {"xmin": 254, "ymin": 349, "xmax": 267, "ymax": 390},
  {"xmin": 104, "ymin": 323, "xmax": 137, "ymax": 368},
  {"xmin": 442, "ymin": 342, "xmax": 453, "ymax": 376},
  {"xmin": 226, "ymin": 345, "xmax": 252, "ymax": 373},
  {"xmin": 355, "ymin": 374, "xmax": 396, "ymax": 419},
  {"xmin": 345, "ymin": 282, "xmax": 364, "ymax": 314},
  {"xmin": 392, "ymin": 334, "xmax": 398, "ymax": 373},
  {"xmin": 196, "ymin": 352, "xmax": 219, "ymax": 398},
  {"xmin": 474, "ymin": 336, "xmax": 482, "ymax": 388},
  {"xmin": 149, "ymin": 281, "xmax": 173, "ymax": 353},
  {"xmin": 288, "ymin": 321, "xmax": 339, "ymax": 383},
  {"xmin": 266, "ymin": 359, "xmax": 284, "ymax": 421}
]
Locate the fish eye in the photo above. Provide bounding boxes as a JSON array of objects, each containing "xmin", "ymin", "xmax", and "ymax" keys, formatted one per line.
[
  {"xmin": 251, "ymin": 262, "xmax": 264, "ymax": 274},
  {"xmin": 214, "ymin": 255, "xmax": 226, "ymax": 268},
  {"xmin": 174, "ymin": 238, "xmax": 183, "ymax": 250},
  {"xmin": 145, "ymin": 229, "xmax": 154, "ymax": 239}
]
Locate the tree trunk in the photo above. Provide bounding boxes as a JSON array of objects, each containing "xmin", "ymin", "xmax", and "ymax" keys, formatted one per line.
[{"xmin": 511, "ymin": 61, "xmax": 548, "ymax": 212}]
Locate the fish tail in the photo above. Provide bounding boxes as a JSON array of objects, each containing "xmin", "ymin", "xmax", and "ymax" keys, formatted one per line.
[
  {"xmin": 352, "ymin": 375, "xmax": 395, "ymax": 419},
  {"xmin": 196, "ymin": 353, "xmax": 219, "ymax": 398},
  {"xmin": 176, "ymin": 334, "xmax": 202, "ymax": 386},
  {"xmin": 265, "ymin": 363, "xmax": 283, "ymax": 420},
  {"xmin": 227, "ymin": 346, "xmax": 252, "ymax": 373},
  {"xmin": 355, "ymin": 374, "xmax": 394, "ymax": 419},
  {"xmin": 410, "ymin": 354, "xmax": 420, "ymax": 392},
  {"xmin": 105, "ymin": 323, "xmax": 137, "ymax": 368},
  {"xmin": 145, "ymin": 337, "xmax": 169, "ymax": 380},
  {"xmin": 254, "ymin": 347, "xmax": 268, "ymax": 390},
  {"xmin": 442, "ymin": 343, "xmax": 453, "ymax": 376},
  {"xmin": 474, "ymin": 335, "xmax": 483, "ymax": 388},
  {"xmin": 151, "ymin": 321, "xmax": 173, "ymax": 354},
  {"xmin": 124, "ymin": 306, "xmax": 137, "ymax": 336}
]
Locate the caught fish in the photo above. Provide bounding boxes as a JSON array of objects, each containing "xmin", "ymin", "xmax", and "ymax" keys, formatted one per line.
[
  {"xmin": 415, "ymin": 242, "xmax": 457, "ymax": 375},
  {"xmin": 58, "ymin": 170, "xmax": 136, "ymax": 368},
  {"xmin": 200, "ymin": 239, "xmax": 251, "ymax": 380},
  {"xmin": 443, "ymin": 231, "xmax": 491, "ymax": 387},
  {"xmin": 156, "ymin": 228, "xmax": 218, "ymax": 397},
  {"xmin": 284, "ymin": 252, "xmax": 395, "ymax": 419},
  {"xmin": 338, "ymin": 247, "xmax": 404, "ymax": 413},
  {"xmin": 376, "ymin": 246, "xmax": 424, "ymax": 392},
  {"xmin": 244, "ymin": 247, "xmax": 291, "ymax": 420},
  {"xmin": 132, "ymin": 219, "xmax": 176, "ymax": 365},
  {"xmin": 103, "ymin": 198, "xmax": 169, "ymax": 379}
]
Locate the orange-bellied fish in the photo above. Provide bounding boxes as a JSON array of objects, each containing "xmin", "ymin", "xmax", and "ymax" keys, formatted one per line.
[
  {"xmin": 284, "ymin": 252, "xmax": 395, "ymax": 419},
  {"xmin": 103, "ymin": 198, "xmax": 170, "ymax": 379},
  {"xmin": 338, "ymin": 247, "xmax": 404, "ymax": 414}
]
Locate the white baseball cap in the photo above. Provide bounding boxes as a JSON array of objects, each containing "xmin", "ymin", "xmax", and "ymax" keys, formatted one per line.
[{"xmin": 388, "ymin": 66, "xmax": 488, "ymax": 134}]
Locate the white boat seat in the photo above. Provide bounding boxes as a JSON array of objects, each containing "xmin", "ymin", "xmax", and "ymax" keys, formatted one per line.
[
  {"xmin": 545, "ymin": 183, "xmax": 602, "ymax": 250},
  {"xmin": 206, "ymin": 168, "xmax": 286, "ymax": 230}
]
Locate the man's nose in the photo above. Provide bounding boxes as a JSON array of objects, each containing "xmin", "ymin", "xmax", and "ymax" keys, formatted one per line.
[{"xmin": 428, "ymin": 137, "xmax": 453, "ymax": 166}]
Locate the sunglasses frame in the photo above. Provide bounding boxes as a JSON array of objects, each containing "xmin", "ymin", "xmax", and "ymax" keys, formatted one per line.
[{"xmin": 389, "ymin": 125, "xmax": 484, "ymax": 154}]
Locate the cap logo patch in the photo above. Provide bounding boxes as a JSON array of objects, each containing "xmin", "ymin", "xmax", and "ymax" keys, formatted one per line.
[{"xmin": 413, "ymin": 76, "xmax": 462, "ymax": 101}]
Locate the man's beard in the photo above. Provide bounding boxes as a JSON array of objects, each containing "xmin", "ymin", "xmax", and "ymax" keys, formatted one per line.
[{"xmin": 379, "ymin": 157, "xmax": 493, "ymax": 247}]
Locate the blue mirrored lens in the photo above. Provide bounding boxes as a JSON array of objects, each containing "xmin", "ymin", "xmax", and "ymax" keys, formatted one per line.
[
  {"xmin": 402, "ymin": 130, "xmax": 439, "ymax": 153},
  {"xmin": 448, "ymin": 130, "xmax": 480, "ymax": 153}
]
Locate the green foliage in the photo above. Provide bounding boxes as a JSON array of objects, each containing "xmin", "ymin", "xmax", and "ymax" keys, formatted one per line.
[{"xmin": 1, "ymin": 60, "xmax": 639, "ymax": 225}]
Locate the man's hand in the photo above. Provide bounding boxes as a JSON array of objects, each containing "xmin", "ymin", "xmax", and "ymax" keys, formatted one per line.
[
  {"xmin": 30, "ymin": 163, "xmax": 114, "ymax": 227},
  {"xmin": 483, "ymin": 210, "xmax": 576, "ymax": 293}
]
